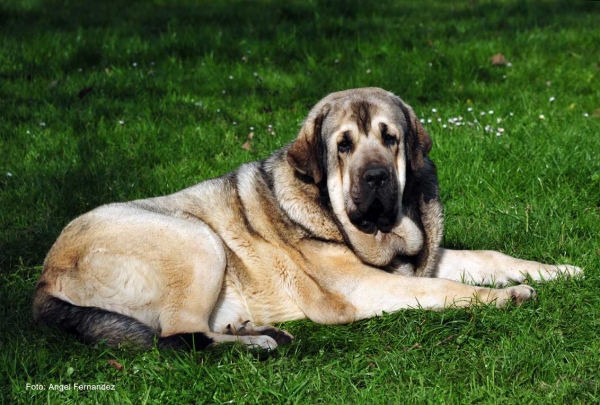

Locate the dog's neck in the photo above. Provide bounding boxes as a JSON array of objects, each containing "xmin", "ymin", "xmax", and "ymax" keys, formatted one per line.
[{"xmin": 266, "ymin": 149, "xmax": 344, "ymax": 243}]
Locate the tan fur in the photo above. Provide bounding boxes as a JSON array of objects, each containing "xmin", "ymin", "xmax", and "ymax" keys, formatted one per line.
[{"xmin": 34, "ymin": 88, "xmax": 582, "ymax": 349}]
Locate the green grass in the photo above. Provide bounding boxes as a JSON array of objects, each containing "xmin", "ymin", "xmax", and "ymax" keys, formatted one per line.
[{"xmin": 1, "ymin": 0, "xmax": 599, "ymax": 403}]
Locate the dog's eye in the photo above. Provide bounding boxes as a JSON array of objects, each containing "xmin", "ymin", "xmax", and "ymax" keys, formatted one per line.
[
  {"xmin": 338, "ymin": 139, "xmax": 352, "ymax": 153},
  {"xmin": 338, "ymin": 132, "xmax": 353, "ymax": 153},
  {"xmin": 380, "ymin": 123, "xmax": 398, "ymax": 146},
  {"xmin": 383, "ymin": 133, "xmax": 398, "ymax": 146}
]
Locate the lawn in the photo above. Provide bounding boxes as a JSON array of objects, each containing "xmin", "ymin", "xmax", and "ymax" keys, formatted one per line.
[{"xmin": 1, "ymin": 0, "xmax": 599, "ymax": 403}]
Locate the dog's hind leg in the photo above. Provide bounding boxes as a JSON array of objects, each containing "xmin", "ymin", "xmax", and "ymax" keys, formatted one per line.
[
  {"xmin": 154, "ymin": 219, "xmax": 230, "ymax": 340},
  {"xmin": 35, "ymin": 205, "xmax": 233, "ymax": 350}
]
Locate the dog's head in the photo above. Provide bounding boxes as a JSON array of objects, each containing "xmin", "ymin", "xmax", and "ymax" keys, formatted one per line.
[{"xmin": 287, "ymin": 88, "xmax": 431, "ymax": 235}]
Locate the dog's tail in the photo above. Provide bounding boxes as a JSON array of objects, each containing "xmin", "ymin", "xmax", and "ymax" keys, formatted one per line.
[{"xmin": 32, "ymin": 287, "xmax": 213, "ymax": 350}]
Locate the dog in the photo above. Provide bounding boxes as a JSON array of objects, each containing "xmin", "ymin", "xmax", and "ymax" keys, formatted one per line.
[{"xmin": 32, "ymin": 87, "xmax": 582, "ymax": 350}]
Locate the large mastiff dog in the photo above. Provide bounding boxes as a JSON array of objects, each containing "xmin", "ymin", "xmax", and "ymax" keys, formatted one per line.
[{"xmin": 33, "ymin": 88, "xmax": 581, "ymax": 349}]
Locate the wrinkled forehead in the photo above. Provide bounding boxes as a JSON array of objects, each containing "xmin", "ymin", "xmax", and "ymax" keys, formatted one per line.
[{"xmin": 321, "ymin": 92, "xmax": 409, "ymax": 136}]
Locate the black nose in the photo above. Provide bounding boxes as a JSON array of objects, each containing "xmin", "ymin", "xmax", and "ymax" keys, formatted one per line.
[{"xmin": 362, "ymin": 167, "xmax": 390, "ymax": 188}]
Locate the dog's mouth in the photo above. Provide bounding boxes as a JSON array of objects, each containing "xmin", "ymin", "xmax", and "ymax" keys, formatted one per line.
[{"xmin": 348, "ymin": 198, "xmax": 397, "ymax": 234}]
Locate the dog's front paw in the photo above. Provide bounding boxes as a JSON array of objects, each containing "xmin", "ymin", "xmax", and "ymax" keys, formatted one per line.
[
  {"xmin": 556, "ymin": 264, "xmax": 583, "ymax": 278},
  {"xmin": 494, "ymin": 284, "xmax": 537, "ymax": 307},
  {"xmin": 529, "ymin": 264, "xmax": 584, "ymax": 283}
]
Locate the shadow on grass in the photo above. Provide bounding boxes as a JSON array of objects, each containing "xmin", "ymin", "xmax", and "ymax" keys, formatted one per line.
[{"xmin": 2, "ymin": 0, "xmax": 595, "ymax": 78}]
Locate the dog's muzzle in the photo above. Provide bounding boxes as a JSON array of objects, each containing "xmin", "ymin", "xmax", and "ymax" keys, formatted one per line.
[{"xmin": 348, "ymin": 165, "xmax": 398, "ymax": 234}]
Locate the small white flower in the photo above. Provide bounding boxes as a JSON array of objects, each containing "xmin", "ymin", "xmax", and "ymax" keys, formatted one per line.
[
  {"xmin": 217, "ymin": 109, "xmax": 220, "ymax": 113},
  {"xmin": 474, "ymin": 119, "xmax": 478, "ymax": 123},
  {"xmin": 222, "ymin": 90, "xmax": 226, "ymax": 94},
  {"xmin": 229, "ymin": 75, "xmax": 233, "ymax": 80},
  {"xmin": 133, "ymin": 62, "xmax": 137, "ymax": 67},
  {"xmin": 119, "ymin": 120, "xmax": 124, "ymax": 125},
  {"xmin": 583, "ymin": 113, "xmax": 589, "ymax": 117},
  {"xmin": 496, "ymin": 132, "xmax": 501, "ymax": 136},
  {"xmin": 458, "ymin": 116, "xmax": 463, "ymax": 121},
  {"xmin": 467, "ymin": 107, "xmax": 473, "ymax": 112},
  {"xmin": 253, "ymin": 72, "xmax": 258, "ymax": 77},
  {"xmin": 498, "ymin": 128, "xmax": 505, "ymax": 133},
  {"xmin": 250, "ymin": 127, "xmax": 254, "ymax": 131},
  {"xmin": 334, "ymin": 59, "xmax": 339, "ymax": 64},
  {"xmin": 442, "ymin": 124, "xmax": 447, "ymax": 128},
  {"xmin": 437, "ymin": 118, "xmax": 442, "ymax": 122},
  {"xmin": 233, "ymin": 121, "xmax": 237, "ymax": 125},
  {"xmin": 539, "ymin": 114, "xmax": 545, "ymax": 120},
  {"xmin": 26, "ymin": 130, "xmax": 30, "ymax": 134},
  {"xmin": 507, "ymin": 62, "xmax": 513, "ymax": 67},
  {"xmin": 6, "ymin": 172, "xmax": 12, "ymax": 177},
  {"xmin": 480, "ymin": 111, "xmax": 486, "ymax": 116},
  {"xmin": 420, "ymin": 119, "xmax": 425, "ymax": 124},
  {"xmin": 366, "ymin": 69, "xmax": 371, "ymax": 74},
  {"xmin": 503, "ymin": 75, "xmax": 507, "ymax": 79},
  {"xmin": 40, "ymin": 122, "xmax": 46, "ymax": 127},
  {"xmin": 549, "ymin": 97, "xmax": 555, "ymax": 102},
  {"xmin": 268, "ymin": 124, "xmax": 272, "ymax": 128},
  {"xmin": 428, "ymin": 62, "xmax": 432, "ymax": 67},
  {"xmin": 432, "ymin": 108, "xmax": 437, "ymax": 113},
  {"xmin": 427, "ymin": 119, "xmax": 432, "ymax": 123},
  {"xmin": 497, "ymin": 118, "xmax": 502, "ymax": 124},
  {"xmin": 509, "ymin": 112, "xmax": 514, "ymax": 116},
  {"xmin": 488, "ymin": 110, "xmax": 494, "ymax": 115}
]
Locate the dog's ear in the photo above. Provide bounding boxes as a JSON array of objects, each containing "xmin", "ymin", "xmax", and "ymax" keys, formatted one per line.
[
  {"xmin": 286, "ymin": 105, "xmax": 330, "ymax": 184},
  {"xmin": 394, "ymin": 98, "xmax": 432, "ymax": 171},
  {"xmin": 407, "ymin": 109, "xmax": 432, "ymax": 171}
]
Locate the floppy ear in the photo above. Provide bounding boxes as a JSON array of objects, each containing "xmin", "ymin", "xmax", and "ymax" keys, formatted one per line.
[
  {"xmin": 286, "ymin": 106, "xmax": 329, "ymax": 184},
  {"xmin": 395, "ymin": 99, "xmax": 432, "ymax": 171}
]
